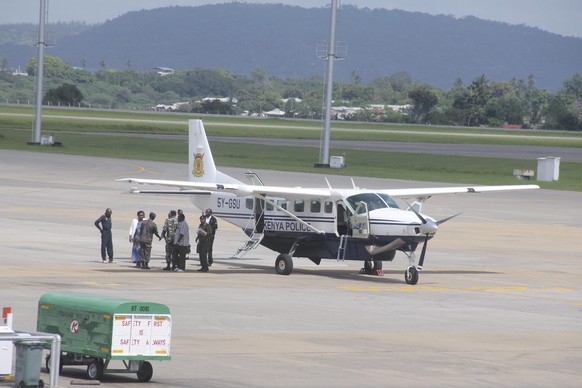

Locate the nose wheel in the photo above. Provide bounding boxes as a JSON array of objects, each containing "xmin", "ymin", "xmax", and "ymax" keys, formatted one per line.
[
  {"xmin": 405, "ymin": 266, "xmax": 419, "ymax": 285},
  {"xmin": 403, "ymin": 250, "xmax": 420, "ymax": 285}
]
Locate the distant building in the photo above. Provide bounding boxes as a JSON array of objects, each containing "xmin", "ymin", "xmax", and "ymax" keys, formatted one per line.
[
  {"xmin": 154, "ymin": 67, "xmax": 174, "ymax": 76},
  {"xmin": 385, "ymin": 104, "xmax": 412, "ymax": 114},
  {"xmin": 10, "ymin": 66, "xmax": 28, "ymax": 76},
  {"xmin": 263, "ymin": 108, "xmax": 286, "ymax": 117},
  {"xmin": 502, "ymin": 123, "xmax": 523, "ymax": 129},
  {"xmin": 197, "ymin": 97, "xmax": 238, "ymax": 105},
  {"xmin": 281, "ymin": 98, "xmax": 302, "ymax": 103},
  {"xmin": 149, "ymin": 101, "xmax": 189, "ymax": 112}
]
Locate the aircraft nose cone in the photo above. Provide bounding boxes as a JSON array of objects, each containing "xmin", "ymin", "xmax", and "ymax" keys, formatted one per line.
[{"xmin": 419, "ymin": 219, "xmax": 438, "ymax": 235}]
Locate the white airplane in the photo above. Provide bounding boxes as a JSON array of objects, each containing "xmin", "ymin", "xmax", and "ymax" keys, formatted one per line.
[{"xmin": 117, "ymin": 119, "xmax": 539, "ymax": 285}]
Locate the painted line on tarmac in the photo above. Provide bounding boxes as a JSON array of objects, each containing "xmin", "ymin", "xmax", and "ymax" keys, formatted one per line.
[{"xmin": 338, "ymin": 285, "xmax": 576, "ymax": 293}]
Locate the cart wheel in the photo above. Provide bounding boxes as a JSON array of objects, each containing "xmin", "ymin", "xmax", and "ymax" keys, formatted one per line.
[
  {"xmin": 87, "ymin": 359, "xmax": 104, "ymax": 380},
  {"xmin": 38, "ymin": 379, "xmax": 45, "ymax": 388},
  {"xmin": 137, "ymin": 361, "xmax": 153, "ymax": 382},
  {"xmin": 45, "ymin": 354, "xmax": 63, "ymax": 374}
]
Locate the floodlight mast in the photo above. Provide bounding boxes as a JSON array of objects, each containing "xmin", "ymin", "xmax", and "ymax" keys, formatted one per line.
[
  {"xmin": 32, "ymin": 0, "xmax": 48, "ymax": 144},
  {"xmin": 316, "ymin": 0, "xmax": 339, "ymax": 168}
]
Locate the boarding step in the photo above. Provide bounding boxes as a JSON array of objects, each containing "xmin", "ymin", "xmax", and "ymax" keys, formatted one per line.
[
  {"xmin": 337, "ymin": 234, "xmax": 349, "ymax": 262},
  {"xmin": 232, "ymin": 233, "xmax": 264, "ymax": 258}
]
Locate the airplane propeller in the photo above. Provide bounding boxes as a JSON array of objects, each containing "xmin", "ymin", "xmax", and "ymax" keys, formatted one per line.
[{"xmin": 405, "ymin": 201, "xmax": 461, "ymax": 268}]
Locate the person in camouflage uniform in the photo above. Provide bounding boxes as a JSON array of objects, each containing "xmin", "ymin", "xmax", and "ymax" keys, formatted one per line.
[
  {"xmin": 161, "ymin": 210, "xmax": 178, "ymax": 270},
  {"xmin": 139, "ymin": 212, "xmax": 161, "ymax": 270}
]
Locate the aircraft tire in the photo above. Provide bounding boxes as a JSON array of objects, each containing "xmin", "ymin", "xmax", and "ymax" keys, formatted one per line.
[
  {"xmin": 363, "ymin": 260, "xmax": 374, "ymax": 274},
  {"xmin": 275, "ymin": 253, "xmax": 293, "ymax": 275},
  {"xmin": 373, "ymin": 260, "xmax": 383, "ymax": 270},
  {"xmin": 405, "ymin": 267, "xmax": 419, "ymax": 285}
]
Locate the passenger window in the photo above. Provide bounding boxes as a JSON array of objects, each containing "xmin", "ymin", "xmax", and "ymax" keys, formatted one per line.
[
  {"xmin": 294, "ymin": 200, "xmax": 304, "ymax": 212},
  {"xmin": 246, "ymin": 198, "xmax": 253, "ymax": 210},
  {"xmin": 310, "ymin": 200, "xmax": 321, "ymax": 213},
  {"xmin": 266, "ymin": 202, "xmax": 274, "ymax": 211},
  {"xmin": 324, "ymin": 201, "xmax": 333, "ymax": 213}
]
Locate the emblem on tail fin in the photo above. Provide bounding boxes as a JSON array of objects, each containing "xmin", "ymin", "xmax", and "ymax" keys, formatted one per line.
[{"xmin": 193, "ymin": 152, "xmax": 205, "ymax": 177}]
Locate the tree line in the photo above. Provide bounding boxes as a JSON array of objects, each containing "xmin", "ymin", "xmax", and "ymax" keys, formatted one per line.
[{"xmin": 1, "ymin": 54, "xmax": 581, "ymax": 131}]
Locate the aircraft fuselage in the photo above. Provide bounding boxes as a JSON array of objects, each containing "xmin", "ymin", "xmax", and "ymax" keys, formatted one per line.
[{"xmin": 191, "ymin": 190, "xmax": 431, "ymax": 262}]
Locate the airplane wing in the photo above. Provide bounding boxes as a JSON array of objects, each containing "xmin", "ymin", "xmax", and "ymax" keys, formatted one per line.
[
  {"xmin": 116, "ymin": 178, "xmax": 333, "ymax": 199},
  {"xmin": 118, "ymin": 178, "xmax": 538, "ymax": 200},
  {"xmin": 380, "ymin": 184, "xmax": 540, "ymax": 199}
]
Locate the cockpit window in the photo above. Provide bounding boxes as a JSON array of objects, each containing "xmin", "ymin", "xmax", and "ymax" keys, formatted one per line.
[
  {"xmin": 346, "ymin": 193, "xmax": 400, "ymax": 211},
  {"xmin": 377, "ymin": 193, "xmax": 400, "ymax": 209}
]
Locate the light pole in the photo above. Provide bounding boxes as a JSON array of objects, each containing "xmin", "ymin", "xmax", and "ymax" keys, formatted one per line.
[
  {"xmin": 315, "ymin": 0, "xmax": 344, "ymax": 168},
  {"xmin": 30, "ymin": 0, "xmax": 48, "ymax": 144}
]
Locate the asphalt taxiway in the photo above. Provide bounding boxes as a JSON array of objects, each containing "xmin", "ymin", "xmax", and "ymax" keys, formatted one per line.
[{"xmin": 1, "ymin": 150, "xmax": 581, "ymax": 387}]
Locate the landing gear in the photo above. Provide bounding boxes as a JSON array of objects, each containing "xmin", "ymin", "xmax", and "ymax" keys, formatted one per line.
[
  {"xmin": 403, "ymin": 250, "xmax": 421, "ymax": 285},
  {"xmin": 275, "ymin": 253, "xmax": 293, "ymax": 275},
  {"xmin": 362, "ymin": 260, "xmax": 383, "ymax": 275},
  {"xmin": 405, "ymin": 266, "xmax": 419, "ymax": 285}
]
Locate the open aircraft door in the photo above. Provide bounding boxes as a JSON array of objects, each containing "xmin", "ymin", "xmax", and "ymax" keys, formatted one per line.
[
  {"xmin": 254, "ymin": 196, "xmax": 265, "ymax": 233},
  {"xmin": 352, "ymin": 202, "xmax": 370, "ymax": 239}
]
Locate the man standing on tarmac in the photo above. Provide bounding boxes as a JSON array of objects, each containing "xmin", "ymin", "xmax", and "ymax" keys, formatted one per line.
[
  {"xmin": 94, "ymin": 208, "xmax": 114, "ymax": 263},
  {"xmin": 172, "ymin": 213, "xmax": 190, "ymax": 272},
  {"xmin": 161, "ymin": 210, "xmax": 178, "ymax": 270},
  {"xmin": 196, "ymin": 215, "xmax": 214, "ymax": 272},
  {"xmin": 139, "ymin": 212, "xmax": 161, "ymax": 270},
  {"xmin": 204, "ymin": 208, "xmax": 218, "ymax": 266}
]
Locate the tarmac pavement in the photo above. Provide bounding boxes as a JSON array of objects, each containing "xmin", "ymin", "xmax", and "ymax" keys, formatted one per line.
[{"xmin": 1, "ymin": 150, "xmax": 581, "ymax": 387}]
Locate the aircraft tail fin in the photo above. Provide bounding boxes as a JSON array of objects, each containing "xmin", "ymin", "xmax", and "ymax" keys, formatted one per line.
[{"xmin": 188, "ymin": 119, "xmax": 240, "ymax": 184}]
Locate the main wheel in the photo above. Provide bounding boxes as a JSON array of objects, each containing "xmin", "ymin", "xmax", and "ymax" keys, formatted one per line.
[
  {"xmin": 405, "ymin": 266, "xmax": 419, "ymax": 285},
  {"xmin": 363, "ymin": 260, "xmax": 374, "ymax": 274},
  {"xmin": 364, "ymin": 260, "xmax": 382, "ymax": 275},
  {"xmin": 86, "ymin": 359, "xmax": 104, "ymax": 380},
  {"xmin": 137, "ymin": 361, "xmax": 153, "ymax": 382},
  {"xmin": 275, "ymin": 253, "xmax": 293, "ymax": 275}
]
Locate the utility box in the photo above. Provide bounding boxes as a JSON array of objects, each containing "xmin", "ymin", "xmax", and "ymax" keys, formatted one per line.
[
  {"xmin": 40, "ymin": 135, "xmax": 54, "ymax": 146},
  {"xmin": 37, "ymin": 293, "xmax": 171, "ymax": 381},
  {"xmin": 330, "ymin": 155, "xmax": 346, "ymax": 168},
  {"xmin": 14, "ymin": 341, "xmax": 44, "ymax": 388},
  {"xmin": 537, "ymin": 157, "xmax": 560, "ymax": 181},
  {"xmin": 1, "ymin": 307, "xmax": 14, "ymax": 379}
]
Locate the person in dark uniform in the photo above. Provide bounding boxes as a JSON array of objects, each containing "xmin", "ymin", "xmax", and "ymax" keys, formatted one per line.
[
  {"xmin": 196, "ymin": 215, "xmax": 213, "ymax": 272},
  {"xmin": 204, "ymin": 208, "xmax": 218, "ymax": 266},
  {"xmin": 94, "ymin": 208, "xmax": 113, "ymax": 263},
  {"xmin": 172, "ymin": 212, "xmax": 190, "ymax": 272}
]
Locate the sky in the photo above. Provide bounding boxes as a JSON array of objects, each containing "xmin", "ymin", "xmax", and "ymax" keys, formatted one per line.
[{"xmin": 2, "ymin": 0, "xmax": 582, "ymax": 38}]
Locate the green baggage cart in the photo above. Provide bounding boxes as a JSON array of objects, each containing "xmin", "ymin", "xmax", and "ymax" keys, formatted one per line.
[{"xmin": 37, "ymin": 293, "xmax": 171, "ymax": 382}]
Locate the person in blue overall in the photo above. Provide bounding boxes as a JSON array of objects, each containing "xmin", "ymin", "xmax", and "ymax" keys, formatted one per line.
[{"xmin": 95, "ymin": 208, "xmax": 114, "ymax": 263}]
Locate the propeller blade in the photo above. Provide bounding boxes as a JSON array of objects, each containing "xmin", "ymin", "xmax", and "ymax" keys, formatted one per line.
[
  {"xmin": 404, "ymin": 200, "xmax": 427, "ymax": 224},
  {"xmin": 418, "ymin": 234, "xmax": 429, "ymax": 268},
  {"xmin": 437, "ymin": 212, "xmax": 463, "ymax": 225}
]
